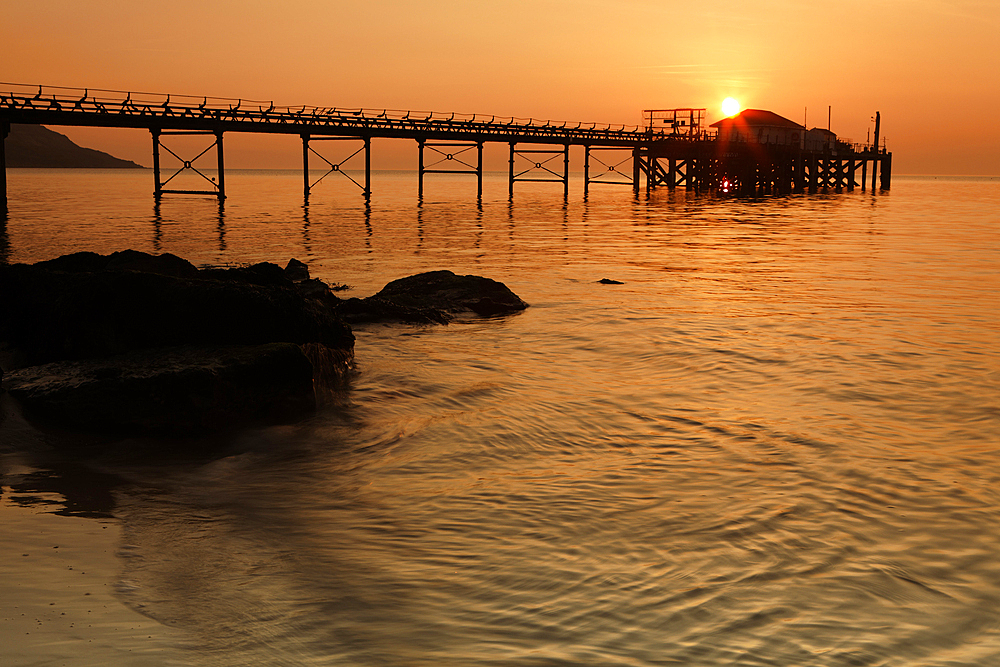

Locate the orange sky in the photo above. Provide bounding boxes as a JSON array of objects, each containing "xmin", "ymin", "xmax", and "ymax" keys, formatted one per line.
[{"xmin": 4, "ymin": 0, "xmax": 998, "ymax": 174}]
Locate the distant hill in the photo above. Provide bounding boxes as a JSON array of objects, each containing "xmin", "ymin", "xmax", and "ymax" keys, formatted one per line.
[{"xmin": 5, "ymin": 124, "xmax": 145, "ymax": 168}]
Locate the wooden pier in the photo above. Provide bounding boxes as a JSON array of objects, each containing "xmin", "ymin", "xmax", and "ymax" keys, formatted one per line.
[{"xmin": 1, "ymin": 84, "xmax": 892, "ymax": 210}]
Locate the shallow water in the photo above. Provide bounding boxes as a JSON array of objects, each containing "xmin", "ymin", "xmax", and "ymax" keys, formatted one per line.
[{"xmin": 2, "ymin": 170, "xmax": 999, "ymax": 665}]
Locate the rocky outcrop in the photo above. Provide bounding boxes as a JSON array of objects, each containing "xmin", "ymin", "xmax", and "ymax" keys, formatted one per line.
[
  {"xmin": 0, "ymin": 258, "xmax": 353, "ymax": 367},
  {"xmin": 0, "ymin": 251, "xmax": 354, "ymax": 435},
  {"xmin": 4, "ymin": 344, "xmax": 315, "ymax": 435},
  {"xmin": 0, "ymin": 252, "xmax": 528, "ymax": 437},
  {"xmin": 35, "ymin": 249, "xmax": 199, "ymax": 279},
  {"xmin": 337, "ymin": 270, "xmax": 528, "ymax": 323},
  {"xmin": 334, "ymin": 295, "xmax": 451, "ymax": 325}
]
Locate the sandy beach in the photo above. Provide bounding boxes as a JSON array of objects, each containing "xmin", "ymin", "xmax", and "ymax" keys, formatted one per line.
[{"xmin": 0, "ymin": 483, "xmax": 179, "ymax": 667}]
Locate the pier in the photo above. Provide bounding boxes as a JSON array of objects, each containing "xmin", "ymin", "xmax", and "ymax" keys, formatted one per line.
[{"xmin": 1, "ymin": 84, "xmax": 892, "ymax": 210}]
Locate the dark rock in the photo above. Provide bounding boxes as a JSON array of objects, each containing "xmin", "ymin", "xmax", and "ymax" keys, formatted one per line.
[
  {"xmin": 34, "ymin": 251, "xmax": 109, "ymax": 274},
  {"xmin": 0, "ymin": 251, "xmax": 362, "ymax": 437},
  {"xmin": 335, "ymin": 296, "xmax": 450, "ymax": 325},
  {"xmin": 104, "ymin": 250, "xmax": 198, "ymax": 279},
  {"xmin": 0, "ymin": 260, "xmax": 353, "ymax": 369},
  {"xmin": 365, "ymin": 270, "xmax": 527, "ymax": 321},
  {"xmin": 296, "ymin": 278, "xmax": 339, "ymax": 301},
  {"xmin": 4, "ymin": 344, "xmax": 316, "ymax": 435},
  {"xmin": 34, "ymin": 250, "xmax": 198, "ymax": 279},
  {"xmin": 284, "ymin": 258, "xmax": 310, "ymax": 282},
  {"xmin": 197, "ymin": 262, "xmax": 293, "ymax": 288},
  {"xmin": 0, "ymin": 341, "xmax": 28, "ymax": 377},
  {"xmin": 0, "ymin": 252, "xmax": 527, "ymax": 437},
  {"xmin": 598, "ymin": 278, "xmax": 624, "ymax": 285}
]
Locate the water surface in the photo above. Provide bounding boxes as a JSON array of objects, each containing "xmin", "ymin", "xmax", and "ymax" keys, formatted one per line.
[{"xmin": 2, "ymin": 170, "xmax": 998, "ymax": 666}]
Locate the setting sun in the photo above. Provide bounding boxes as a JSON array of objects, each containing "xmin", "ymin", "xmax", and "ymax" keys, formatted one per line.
[{"xmin": 722, "ymin": 97, "xmax": 741, "ymax": 117}]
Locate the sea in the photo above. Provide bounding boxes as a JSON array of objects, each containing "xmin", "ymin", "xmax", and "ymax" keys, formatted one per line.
[{"xmin": 1, "ymin": 169, "xmax": 998, "ymax": 667}]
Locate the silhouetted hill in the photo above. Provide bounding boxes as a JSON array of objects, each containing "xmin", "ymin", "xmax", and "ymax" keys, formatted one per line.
[{"xmin": 6, "ymin": 124, "xmax": 144, "ymax": 168}]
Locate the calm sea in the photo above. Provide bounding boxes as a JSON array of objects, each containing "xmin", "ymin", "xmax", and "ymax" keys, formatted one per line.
[{"xmin": 1, "ymin": 169, "xmax": 998, "ymax": 666}]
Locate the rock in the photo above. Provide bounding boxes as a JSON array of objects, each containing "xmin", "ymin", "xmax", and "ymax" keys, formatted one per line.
[
  {"xmin": 335, "ymin": 296, "xmax": 450, "ymax": 325},
  {"xmin": 284, "ymin": 258, "xmax": 310, "ymax": 282},
  {"xmin": 104, "ymin": 250, "xmax": 199, "ymax": 279},
  {"xmin": 0, "ymin": 250, "xmax": 363, "ymax": 436},
  {"xmin": 0, "ymin": 252, "xmax": 527, "ymax": 437},
  {"xmin": 33, "ymin": 251, "xmax": 109, "ymax": 274},
  {"xmin": 598, "ymin": 278, "xmax": 624, "ymax": 285},
  {"xmin": 295, "ymin": 278, "xmax": 338, "ymax": 301},
  {"xmin": 4, "ymin": 344, "xmax": 316, "ymax": 435},
  {"xmin": 0, "ymin": 341, "xmax": 28, "ymax": 377},
  {"xmin": 349, "ymin": 270, "xmax": 527, "ymax": 323},
  {"xmin": 0, "ymin": 260, "xmax": 354, "ymax": 369},
  {"xmin": 34, "ymin": 250, "xmax": 198, "ymax": 279},
  {"xmin": 197, "ymin": 262, "xmax": 293, "ymax": 288}
]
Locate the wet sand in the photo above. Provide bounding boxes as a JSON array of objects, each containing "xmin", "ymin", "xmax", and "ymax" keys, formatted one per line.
[{"xmin": 0, "ymin": 494, "xmax": 179, "ymax": 667}]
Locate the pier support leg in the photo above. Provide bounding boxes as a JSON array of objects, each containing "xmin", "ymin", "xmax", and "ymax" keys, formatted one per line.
[
  {"xmin": 215, "ymin": 131, "xmax": 226, "ymax": 200},
  {"xmin": 861, "ymin": 158, "xmax": 868, "ymax": 192},
  {"xmin": 583, "ymin": 146, "xmax": 590, "ymax": 197},
  {"xmin": 418, "ymin": 139, "xmax": 425, "ymax": 199},
  {"xmin": 508, "ymin": 142, "xmax": 515, "ymax": 198},
  {"xmin": 300, "ymin": 136, "xmax": 370, "ymax": 201},
  {"xmin": 302, "ymin": 134, "xmax": 310, "ymax": 199},
  {"xmin": 510, "ymin": 144, "xmax": 578, "ymax": 193},
  {"xmin": 151, "ymin": 128, "xmax": 162, "ymax": 199},
  {"xmin": 419, "ymin": 139, "xmax": 482, "ymax": 198},
  {"xmin": 668, "ymin": 159, "xmax": 677, "ymax": 189},
  {"xmin": 563, "ymin": 144, "xmax": 570, "ymax": 198},
  {"xmin": 871, "ymin": 111, "xmax": 881, "ymax": 192},
  {"xmin": 149, "ymin": 128, "xmax": 226, "ymax": 199},
  {"xmin": 1, "ymin": 120, "xmax": 8, "ymax": 212},
  {"xmin": 742, "ymin": 160, "xmax": 755, "ymax": 196},
  {"xmin": 478, "ymin": 141, "xmax": 484, "ymax": 200},
  {"xmin": 880, "ymin": 153, "xmax": 892, "ymax": 190},
  {"xmin": 847, "ymin": 159, "xmax": 856, "ymax": 191},
  {"xmin": 365, "ymin": 136, "xmax": 372, "ymax": 202},
  {"xmin": 632, "ymin": 148, "xmax": 641, "ymax": 194}
]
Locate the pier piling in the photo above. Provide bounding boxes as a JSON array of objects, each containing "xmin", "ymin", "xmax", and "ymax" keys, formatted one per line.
[
  {"xmin": 215, "ymin": 130, "xmax": 225, "ymax": 200},
  {"xmin": 880, "ymin": 152, "xmax": 892, "ymax": 190},
  {"xmin": 871, "ymin": 112, "xmax": 881, "ymax": 191},
  {"xmin": 1, "ymin": 120, "xmax": 8, "ymax": 211}
]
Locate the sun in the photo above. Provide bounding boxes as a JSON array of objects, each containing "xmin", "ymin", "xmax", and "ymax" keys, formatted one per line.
[{"xmin": 721, "ymin": 97, "xmax": 741, "ymax": 117}]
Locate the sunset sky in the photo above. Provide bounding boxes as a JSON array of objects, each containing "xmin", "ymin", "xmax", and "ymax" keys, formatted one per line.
[{"xmin": 4, "ymin": 0, "xmax": 998, "ymax": 174}]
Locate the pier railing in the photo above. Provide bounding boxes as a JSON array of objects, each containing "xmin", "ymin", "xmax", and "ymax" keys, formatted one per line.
[{"xmin": 1, "ymin": 83, "xmax": 667, "ymax": 147}]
